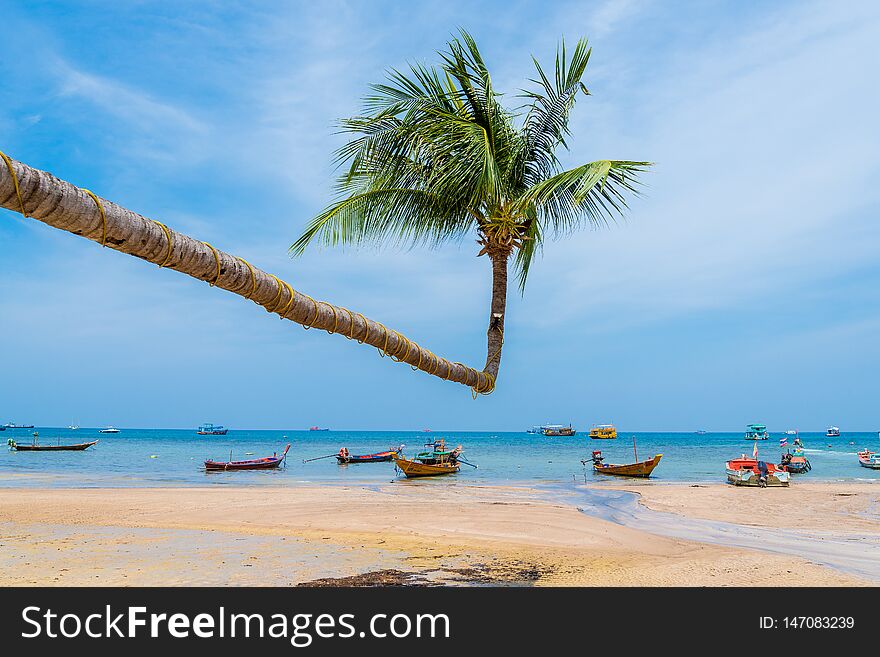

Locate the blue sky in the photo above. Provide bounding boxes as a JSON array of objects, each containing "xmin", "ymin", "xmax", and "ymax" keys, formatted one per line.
[{"xmin": 2, "ymin": 0, "xmax": 879, "ymax": 431}]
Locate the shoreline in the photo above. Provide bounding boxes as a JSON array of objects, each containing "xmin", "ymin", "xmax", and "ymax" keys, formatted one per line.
[{"xmin": 1, "ymin": 481, "xmax": 877, "ymax": 586}]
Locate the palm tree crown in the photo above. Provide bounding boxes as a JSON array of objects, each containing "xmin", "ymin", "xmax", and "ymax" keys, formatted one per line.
[{"xmin": 292, "ymin": 30, "xmax": 649, "ymax": 381}]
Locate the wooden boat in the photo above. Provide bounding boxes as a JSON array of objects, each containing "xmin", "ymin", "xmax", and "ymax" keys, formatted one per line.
[
  {"xmin": 197, "ymin": 423, "xmax": 228, "ymax": 435},
  {"xmin": 543, "ymin": 424, "xmax": 577, "ymax": 437},
  {"xmin": 394, "ymin": 438, "xmax": 463, "ymax": 478},
  {"xmin": 8, "ymin": 437, "xmax": 98, "ymax": 451},
  {"xmin": 857, "ymin": 450, "xmax": 880, "ymax": 469},
  {"xmin": 204, "ymin": 444, "xmax": 290, "ymax": 471},
  {"xmin": 414, "ymin": 439, "xmax": 462, "ymax": 464},
  {"xmin": 337, "ymin": 445, "xmax": 402, "ymax": 464},
  {"xmin": 394, "ymin": 456, "xmax": 460, "ymax": 477},
  {"xmin": 726, "ymin": 456, "xmax": 790, "ymax": 487},
  {"xmin": 588, "ymin": 451, "xmax": 662, "ymax": 478},
  {"xmin": 588, "ymin": 424, "xmax": 616, "ymax": 439}
]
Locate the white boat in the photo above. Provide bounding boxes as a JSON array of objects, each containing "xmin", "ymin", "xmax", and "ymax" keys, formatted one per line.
[
  {"xmin": 783, "ymin": 429, "xmax": 797, "ymax": 435},
  {"xmin": 826, "ymin": 426, "xmax": 840, "ymax": 437},
  {"xmin": 99, "ymin": 426, "xmax": 120, "ymax": 434}
]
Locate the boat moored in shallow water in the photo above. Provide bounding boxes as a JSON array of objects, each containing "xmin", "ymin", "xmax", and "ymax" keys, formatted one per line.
[
  {"xmin": 394, "ymin": 439, "xmax": 465, "ymax": 478},
  {"xmin": 337, "ymin": 445, "xmax": 404, "ymax": 464},
  {"xmin": 780, "ymin": 446, "xmax": 811, "ymax": 474},
  {"xmin": 205, "ymin": 444, "xmax": 290, "ymax": 471},
  {"xmin": 858, "ymin": 450, "xmax": 880, "ymax": 469},
  {"xmin": 8, "ymin": 433, "xmax": 98, "ymax": 451}
]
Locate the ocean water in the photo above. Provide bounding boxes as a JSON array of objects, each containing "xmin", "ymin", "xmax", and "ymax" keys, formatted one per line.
[{"xmin": 2, "ymin": 428, "xmax": 879, "ymax": 488}]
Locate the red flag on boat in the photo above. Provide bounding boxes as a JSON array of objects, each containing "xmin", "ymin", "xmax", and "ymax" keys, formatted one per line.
[{"xmin": 753, "ymin": 441, "xmax": 759, "ymax": 458}]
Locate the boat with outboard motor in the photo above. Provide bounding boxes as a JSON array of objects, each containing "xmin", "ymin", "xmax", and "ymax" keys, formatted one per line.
[
  {"xmin": 584, "ymin": 435, "xmax": 662, "ymax": 477},
  {"xmin": 726, "ymin": 455, "xmax": 790, "ymax": 487},
  {"xmin": 780, "ymin": 447, "xmax": 811, "ymax": 474}
]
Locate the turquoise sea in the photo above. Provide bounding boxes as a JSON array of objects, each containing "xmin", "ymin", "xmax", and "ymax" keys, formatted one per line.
[{"xmin": 2, "ymin": 428, "xmax": 879, "ymax": 487}]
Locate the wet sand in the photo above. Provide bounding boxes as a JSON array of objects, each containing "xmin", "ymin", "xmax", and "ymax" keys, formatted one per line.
[{"xmin": 0, "ymin": 483, "xmax": 874, "ymax": 586}]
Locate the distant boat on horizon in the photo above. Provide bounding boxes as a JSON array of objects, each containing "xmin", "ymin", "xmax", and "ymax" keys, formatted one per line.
[
  {"xmin": 744, "ymin": 423, "xmax": 769, "ymax": 440},
  {"xmin": 99, "ymin": 426, "xmax": 120, "ymax": 434},
  {"xmin": 4, "ymin": 422, "xmax": 35, "ymax": 429},
  {"xmin": 695, "ymin": 430, "xmax": 708, "ymax": 435},
  {"xmin": 308, "ymin": 426, "xmax": 329, "ymax": 432},
  {"xmin": 826, "ymin": 426, "xmax": 840, "ymax": 437},
  {"xmin": 197, "ymin": 423, "xmax": 228, "ymax": 435}
]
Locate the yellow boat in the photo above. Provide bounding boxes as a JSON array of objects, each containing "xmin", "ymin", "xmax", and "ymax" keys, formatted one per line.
[
  {"xmin": 394, "ymin": 456, "xmax": 460, "ymax": 478},
  {"xmin": 589, "ymin": 424, "xmax": 617, "ymax": 440}
]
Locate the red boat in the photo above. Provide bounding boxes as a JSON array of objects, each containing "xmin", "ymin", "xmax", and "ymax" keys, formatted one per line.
[
  {"xmin": 204, "ymin": 444, "xmax": 290, "ymax": 471},
  {"xmin": 726, "ymin": 456, "xmax": 790, "ymax": 487}
]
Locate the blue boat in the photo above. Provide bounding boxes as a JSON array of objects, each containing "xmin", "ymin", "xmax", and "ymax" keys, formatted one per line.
[{"xmin": 744, "ymin": 423, "xmax": 769, "ymax": 440}]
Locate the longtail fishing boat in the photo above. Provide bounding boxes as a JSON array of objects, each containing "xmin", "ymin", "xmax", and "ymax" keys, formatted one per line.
[
  {"xmin": 394, "ymin": 458, "xmax": 460, "ymax": 477},
  {"xmin": 336, "ymin": 445, "xmax": 403, "ymax": 464},
  {"xmin": 204, "ymin": 444, "xmax": 290, "ymax": 471},
  {"xmin": 780, "ymin": 436, "xmax": 811, "ymax": 474},
  {"xmin": 8, "ymin": 437, "xmax": 98, "ymax": 451},
  {"xmin": 394, "ymin": 439, "xmax": 463, "ymax": 478},
  {"xmin": 586, "ymin": 434, "xmax": 663, "ymax": 477}
]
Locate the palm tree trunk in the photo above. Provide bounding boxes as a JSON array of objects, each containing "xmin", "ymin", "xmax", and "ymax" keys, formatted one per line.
[
  {"xmin": 484, "ymin": 251, "xmax": 508, "ymax": 379},
  {"xmin": 0, "ymin": 153, "xmax": 495, "ymax": 394}
]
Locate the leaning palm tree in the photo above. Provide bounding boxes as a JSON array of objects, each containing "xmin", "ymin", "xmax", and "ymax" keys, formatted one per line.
[{"xmin": 292, "ymin": 31, "xmax": 649, "ymax": 381}]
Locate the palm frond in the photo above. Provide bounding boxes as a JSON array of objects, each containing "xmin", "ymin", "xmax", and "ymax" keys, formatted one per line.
[
  {"xmin": 515, "ymin": 37, "xmax": 592, "ymax": 187},
  {"xmin": 515, "ymin": 160, "xmax": 650, "ymax": 235},
  {"xmin": 290, "ymin": 187, "xmax": 469, "ymax": 256}
]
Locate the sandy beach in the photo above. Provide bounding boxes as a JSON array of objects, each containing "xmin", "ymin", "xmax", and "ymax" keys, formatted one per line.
[{"xmin": 1, "ymin": 481, "xmax": 876, "ymax": 586}]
